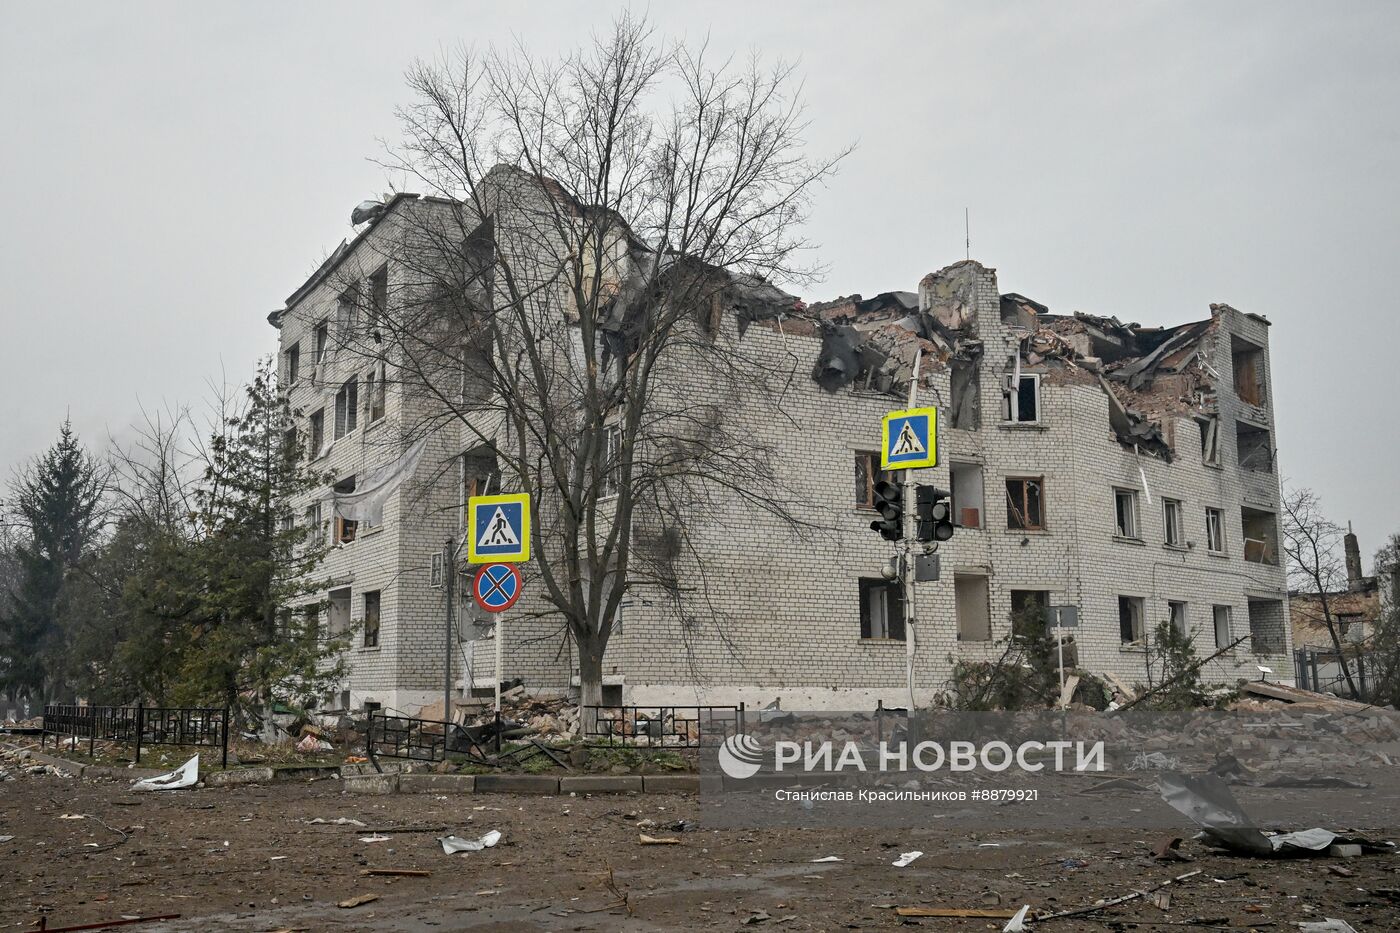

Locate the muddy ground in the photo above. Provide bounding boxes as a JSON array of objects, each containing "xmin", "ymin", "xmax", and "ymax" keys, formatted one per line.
[{"xmin": 2, "ymin": 764, "xmax": 1398, "ymax": 932}]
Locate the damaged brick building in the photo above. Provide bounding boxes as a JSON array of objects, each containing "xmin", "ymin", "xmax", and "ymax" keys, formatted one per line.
[{"xmin": 271, "ymin": 187, "xmax": 1293, "ymax": 715}]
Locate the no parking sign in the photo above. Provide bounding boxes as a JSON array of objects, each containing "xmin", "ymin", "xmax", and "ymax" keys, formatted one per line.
[{"xmin": 472, "ymin": 563, "xmax": 522, "ymax": 613}]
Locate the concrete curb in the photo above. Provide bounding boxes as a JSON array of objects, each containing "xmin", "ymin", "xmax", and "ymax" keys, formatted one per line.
[
  {"xmin": 1, "ymin": 742, "xmax": 164, "ymax": 781},
  {"xmin": 400, "ymin": 772, "xmax": 476, "ymax": 794},
  {"xmin": 205, "ymin": 766, "xmax": 275, "ymax": 786},
  {"xmin": 561, "ymin": 775, "xmax": 643, "ymax": 793},
  {"xmin": 642, "ymin": 774, "xmax": 701, "ymax": 793},
  {"xmin": 342, "ymin": 771, "xmax": 400, "ymax": 794},
  {"xmin": 474, "ymin": 774, "xmax": 560, "ymax": 795}
]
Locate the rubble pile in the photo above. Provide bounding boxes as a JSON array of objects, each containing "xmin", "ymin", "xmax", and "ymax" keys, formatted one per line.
[{"xmin": 466, "ymin": 688, "xmax": 580, "ymax": 739}]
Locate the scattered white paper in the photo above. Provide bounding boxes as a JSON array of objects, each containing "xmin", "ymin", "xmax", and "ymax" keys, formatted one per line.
[
  {"xmin": 440, "ymin": 829, "xmax": 502, "ymax": 854},
  {"xmin": 308, "ymin": 817, "xmax": 367, "ymax": 827},
  {"xmin": 1003, "ymin": 904, "xmax": 1031, "ymax": 932},
  {"xmin": 892, "ymin": 850, "xmax": 923, "ymax": 867},
  {"xmin": 131, "ymin": 755, "xmax": 199, "ymax": 792},
  {"xmin": 359, "ymin": 834, "xmax": 391, "ymax": 844},
  {"xmin": 810, "ymin": 856, "xmax": 843, "ymax": 863}
]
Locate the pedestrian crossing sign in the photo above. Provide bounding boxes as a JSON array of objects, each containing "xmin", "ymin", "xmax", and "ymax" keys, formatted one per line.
[
  {"xmin": 467, "ymin": 493, "xmax": 531, "ymax": 564},
  {"xmin": 881, "ymin": 407, "xmax": 938, "ymax": 470}
]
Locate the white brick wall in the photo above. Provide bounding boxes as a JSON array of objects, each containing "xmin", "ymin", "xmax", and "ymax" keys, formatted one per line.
[{"xmin": 273, "ymin": 208, "xmax": 1292, "ymax": 714}]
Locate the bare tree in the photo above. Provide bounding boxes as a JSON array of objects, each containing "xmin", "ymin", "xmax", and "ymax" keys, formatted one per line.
[
  {"xmin": 1282, "ymin": 486, "xmax": 1359, "ymax": 697},
  {"xmin": 326, "ymin": 15, "xmax": 846, "ymax": 710}
]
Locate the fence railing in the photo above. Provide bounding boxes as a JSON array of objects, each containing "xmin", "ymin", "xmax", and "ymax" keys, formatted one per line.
[
  {"xmin": 42, "ymin": 704, "xmax": 229, "ymax": 768},
  {"xmin": 1295, "ymin": 647, "xmax": 1371, "ymax": 700},
  {"xmin": 581, "ymin": 704, "xmax": 745, "ymax": 748},
  {"xmin": 366, "ymin": 710, "xmax": 496, "ymax": 766}
]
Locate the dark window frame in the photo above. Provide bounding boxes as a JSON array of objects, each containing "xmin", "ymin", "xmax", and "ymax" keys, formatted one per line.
[
  {"xmin": 859, "ymin": 578, "xmax": 906, "ymax": 641},
  {"xmin": 1005, "ymin": 476, "xmax": 1045, "ymax": 530}
]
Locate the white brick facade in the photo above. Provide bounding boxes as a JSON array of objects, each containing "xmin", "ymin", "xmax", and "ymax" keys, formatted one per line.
[{"xmin": 273, "ymin": 203, "xmax": 1291, "ymax": 715}]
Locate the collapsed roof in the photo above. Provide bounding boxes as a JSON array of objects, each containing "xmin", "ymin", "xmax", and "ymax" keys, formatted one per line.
[{"xmin": 791, "ymin": 260, "xmax": 1226, "ymax": 460}]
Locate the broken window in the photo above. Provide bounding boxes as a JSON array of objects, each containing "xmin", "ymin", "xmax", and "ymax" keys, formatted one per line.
[
  {"xmin": 1200, "ymin": 415, "xmax": 1221, "ymax": 466},
  {"xmin": 1247, "ymin": 598, "xmax": 1285, "ymax": 655},
  {"xmin": 1205, "ymin": 507, "xmax": 1225, "ymax": 554},
  {"xmin": 283, "ymin": 427, "xmax": 299, "ymax": 463},
  {"xmin": 328, "ymin": 588, "xmax": 352, "ymax": 637},
  {"xmin": 1005, "ymin": 477, "xmax": 1044, "ymax": 530},
  {"xmin": 338, "ymin": 284, "xmax": 361, "ymax": 344},
  {"xmin": 955, "ymin": 573, "xmax": 991, "ymax": 641},
  {"xmin": 1231, "ymin": 335, "xmax": 1265, "ymax": 407},
  {"xmin": 855, "ymin": 451, "xmax": 893, "ymax": 511},
  {"xmin": 285, "ymin": 342, "xmax": 300, "ymax": 384},
  {"xmin": 1114, "ymin": 488, "xmax": 1140, "ymax": 539},
  {"xmin": 332, "ymin": 475, "xmax": 358, "ymax": 544},
  {"xmin": 369, "ymin": 265, "xmax": 389, "ymax": 330},
  {"xmin": 1163, "ymin": 498, "xmax": 1184, "ymax": 548},
  {"xmin": 1119, "ymin": 595, "xmax": 1145, "ymax": 645},
  {"xmin": 363, "ymin": 590, "xmax": 381, "ymax": 648},
  {"xmin": 1236, "ymin": 420, "xmax": 1273, "ymax": 473},
  {"xmin": 1213, "ymin": 605, "xmax": 1233, "ymax": 650},
  {"xmin": 315, "ymin": 321, "xmax": 329, "ymax": 363},
  {"xmin": 460, "ymin": 450, "xmax": 500, "ymax": 527},
  {"xmin": 366, "ymin": 363, "xmax": 386, "ymax": 423},
  {"xmin": 949, "ymin": 356, "xmax": 980, "ymax": 429},
  {"xmin": 303, "ymin": 502, "xmax": 323, "ymax": 548},
  {"xmin": 1010, "ymin": 590, "xmax": 1050, "ymax": 639},
  {"xmin": 309, "ymin": 408, "xmax": 325, "ymax": 455},
  {"xmin": 1004, "ymin": 373, "xmax": 1040, "ymax": 423},
  {"xmin": 949, "ymin": 461, "xmax": 984, "ymax": 529},
  {"xmin": 302, "ymin": 604, "xmax": 320, "ymax": 645},
  {"xmin": 859, "ymin": 578, "xmax": 905, "ymax": 640},
  {"xmin": 1168, "ymin": 601, "xmax": 1188, "ymax": 638},
  {"xmin": 1241, "ymin": 506, "xmax": 1279, "ymax": 565},
  {"xmin": 603, "ymin": 425, "xmax": 623, "ymax": 499},
  {"xmin": 334, "ymin": 377, "xmax": 358, "ymax": 440}
]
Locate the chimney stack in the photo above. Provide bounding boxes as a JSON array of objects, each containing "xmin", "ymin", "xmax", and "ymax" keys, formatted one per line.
[{"xmin": 1344, "ymin": 522, "xmax": 1363, "ymax": 591}]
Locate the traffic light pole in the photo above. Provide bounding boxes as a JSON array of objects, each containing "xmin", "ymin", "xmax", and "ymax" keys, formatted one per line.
[{"xmin": 902, "ymin": 348, "xmax": 922, "ymax": 714}]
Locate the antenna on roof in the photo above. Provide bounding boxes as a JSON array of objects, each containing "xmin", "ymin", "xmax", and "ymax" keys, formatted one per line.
[{"xmin": 965, "ymin": 208, "xmax": 970, "ymax": 260}]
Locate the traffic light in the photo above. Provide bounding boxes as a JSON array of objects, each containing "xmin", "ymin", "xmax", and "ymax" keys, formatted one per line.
[
  {"xmin": 870, "ymin": 480, "xmax": 904, "ymax": 541},
  {"xmin": 915, "ymin": 485, "xmax": 956, "ymax": 543}
]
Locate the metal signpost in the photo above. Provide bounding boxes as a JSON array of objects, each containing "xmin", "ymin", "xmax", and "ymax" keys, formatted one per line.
[
  {"xmin": 1049, "ymin": 605, "xmax": 1079, "ymax": 702},
  {"xmin": 879, "ymin": 352, "xmax": 939, "ymax": 712},
  {"xmin": 466, "ymin": 493, "xmax": 531, "ymax": 712}
]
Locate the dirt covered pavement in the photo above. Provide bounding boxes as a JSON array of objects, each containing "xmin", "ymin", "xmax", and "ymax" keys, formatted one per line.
[{"xmin": 2, "ymin": 764, "xmax": 1398, "ymax": 932}]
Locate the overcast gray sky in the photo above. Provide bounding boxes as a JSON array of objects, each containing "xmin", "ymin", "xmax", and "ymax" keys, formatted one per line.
[{"xmin": 3, "ymin": 2, "xmax": 1397, "ymax": 566}]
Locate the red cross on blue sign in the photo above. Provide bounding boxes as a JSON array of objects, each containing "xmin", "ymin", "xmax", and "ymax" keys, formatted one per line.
[{"xmin": 472, "ymin": 563, "xmax": 522, "ymax": 613}]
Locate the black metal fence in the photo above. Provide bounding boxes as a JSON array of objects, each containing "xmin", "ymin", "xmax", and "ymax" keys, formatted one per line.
[
  {"xmin": 1295, "ymin": 647, "xmax": 1372, "ymax": 700},
  {"xmin": 581, "ymin": 704, "xmax": 745, "ymax": 748},
  {"xmin": 42, "ymin": 704, "xmax": 229, "ymax": 768},
  {"xmin": 366, "ymin": 710, "xmax": 494, "ymax": 766}
]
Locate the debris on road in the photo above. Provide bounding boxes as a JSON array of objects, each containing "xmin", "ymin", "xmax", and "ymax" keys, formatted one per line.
[
  {"xmin": 809, "ymin": 855, "xmax": 843, "ymax": 863},
  {"xmin": 360, "ymin": 868, "xmax": 432, "ymax": 877},
  {"xmin": 1158, "ymin": 772, "xmax": 1396, "ymax": 858},
  {"xmin": 638, "ymin": 833, "xmax": 680, "ymax": 845},
  {"xmin": 358, "ymin": 834, "xmax": 391, "ymax": 843},
  {"xmin": 894, "ymin": 907, "xmax": 1020, "ymax": 918},
  {"xmin": 337, "ymin": 893, "xmax": 380, "ymax": 909},
  {"xmin": 1002, "ymin": 904, "xmax": 1031, "ymax": 931},
  {"xmin": 892, "ymin": 850, "xmax": 923, "ymax": 867},
  {"xmin": 308, "ymin": 817, "xmax": 367, "ymax": 827},
  {"xmin": 131, "ymin": 755, "xmax": 199, "ymax": 792},
  {"xmin": 439, "ymin": 829, "xmax": 502, "ymax": 853}
]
